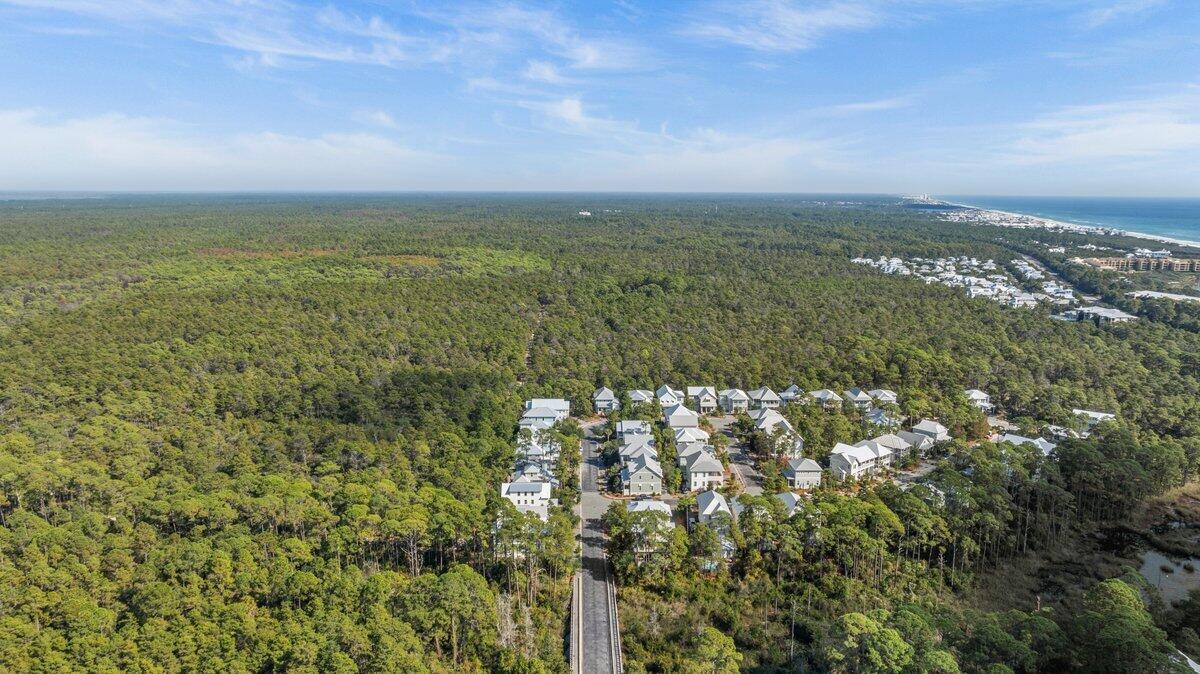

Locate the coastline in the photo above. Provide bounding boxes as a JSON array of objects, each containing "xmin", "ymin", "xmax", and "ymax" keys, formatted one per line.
[{"xmin": 940, "ymin": 199, "xmax": 1200, "ymax": 251}]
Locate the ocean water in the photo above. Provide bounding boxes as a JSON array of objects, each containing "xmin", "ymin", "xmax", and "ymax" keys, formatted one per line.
[{"xmin": 943, "ymin": 196, "xmax": 1200, "ymax": 243}]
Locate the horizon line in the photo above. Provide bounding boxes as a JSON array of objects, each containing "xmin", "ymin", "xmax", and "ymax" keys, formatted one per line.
[{"xmin": 2, "ymin": 190, "xmax": 1199, "ymax": 200}]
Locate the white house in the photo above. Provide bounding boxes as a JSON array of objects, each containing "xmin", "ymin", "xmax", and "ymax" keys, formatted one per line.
[
  {"xmin": 687, "ymin": 386, "xmax": 719, "ymax": 414},
  {"xmin": 748, "ymin": 387, "xmax": 782, "ymax": 410},
  {"xmin": 780, "ymin": 384, "xmax": 804, "ymax": 405},
  {"xmin": 656, "ymin": 385, "xmax": 684, "ymax": 407},
  {"xmin": 844, "ymin": 388, "xmax": 873, "ymax": 410},
  {"xmin": 810, "ymin": 389, "xmax": 844, "ymax": 410},
  {"xmin": 783, "ymin": 458, "xmax": 822, "ymax": 490},
  {"xmin": 521, "ymin": 406, "xmax": 564, "ymax": 426},
  {"xmin": 854, "ymin": 439, "xmax": 896, "ymax": 467},
  {"xmin": 828, "ymin": 441, "xmax": 893, "ymax": 480},
  {"xmin": 592, "ymin": 387, "xmax": 619, "ymax": 414},
  {"xmin": 525, "ymin": 398, "xmax": 570, "ymax": 420},
  {"xmin": 870, "ymin": 433, "xmax": 913, "ymax": 455},
  {"xmin": 501, "ymin": 480, "xmax": 555, "ymax": 521},
  {"xmin": 694, "ymin": 489, "xmax": 732, "ymax": 525},
  {"xmin": 628, "ymin": 389, "xmax": 655, "ymax": 405},
  {"xmin": 1073, "ymin": 408, "xmax": 1116, "ymax": 437},
  {"xmin": 620, "ymin": 442, "xmax": 658, "ymax": 465},
  {"xmin": 625, "ymin": 499, "xmax": 674, "ymax": 562},
  {"xmin": 619, "ymin": 434, "xmax": 657, "ymax": 461},
  {"xmin": 912, "ymin": 419, "xmax": 951, "ymax": 443},
  {"xmin": 998, "ymin": 433, "xmax": 1057, "ymax": 456},
  {"xmin": 868, "ymin": 389, "xmax": 899, "ymax": 405},
  {"xmin": 965, "ymin": 389, "xmax": 993, "ymax": 413},
  {"xmin": 677, "ymin": 441, "xmax": 715, "ymax": 466},
  {"xmin": 718, "ymin": 388, "xmax": 750, "ymax": 413},
  {"xmin": 627, "ymin": 499, "xmax": 673, "ymax": 523},
  {"xmin": 748, "ymin": 408, "xmax": 783, "ymax": 429},
  {"xmin": 664, "ymin": 403, "xmax": 700, "ymax": 429},
  {"xmin": 751, "ymin": 409, "xmax": 805, "ymax": 457},
  {"xmin": 675, "ymin": 427, "xmax": 710, "ymax": 444},
  {"xmin": 775, "ymin": 491, "xmax": 803, "ymax": 518},
  {"xmin": 621, "ymin": 454, "xmax": 664, "ymax": 496},
  {"xmin": 897, "ymin": 431, "xmax": 935, "ymax": 454},
  {"xmin": 518, "ymin": 416, "xmax": 553, "ymax": 434},
  {"xmin": 616, "ymin": 419, "xmax": 652, "ymax": 439},
  {"xmin": 1072, "ymin": 306, "xmax": 1137, "ymax": 324},
  {"xmin": 684, "ymin": 451, "xmax": 725, "ymax": 491}
]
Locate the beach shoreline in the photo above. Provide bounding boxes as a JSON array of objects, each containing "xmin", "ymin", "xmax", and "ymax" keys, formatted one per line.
[{"xmin": 938, "ymin": 199, "xmax": 1200, "ymax": 251}]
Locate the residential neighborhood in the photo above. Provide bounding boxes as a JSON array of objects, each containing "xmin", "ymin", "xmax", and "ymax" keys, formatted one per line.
[
  {"xmin": 520, "ymin": 381, "xmax": 1120, "ymax": 672},
  {"xmin": 588, "ymin": 382, "xmax": 985, "ymax": 546},
  {"xmin": 579, "ymin": 383, "xmax": 1112, "ymax": 516},
  {"xmin": 500, "ymin": 397, "xmax": 571, "ymax": 520},
  {"xmin": 851, "ymin": 254, "xmax": 1081, "ymax": 309}
]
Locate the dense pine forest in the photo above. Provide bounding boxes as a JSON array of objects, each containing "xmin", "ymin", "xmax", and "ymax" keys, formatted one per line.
[{"xmin": 1, "ymin": 194, "xmax": 1198, "ymax": 672}]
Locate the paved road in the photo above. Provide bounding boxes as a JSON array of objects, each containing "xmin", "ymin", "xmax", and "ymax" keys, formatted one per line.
[
  {"xmin": 728, "ymin": 442, "xmax": 765, "ymax": 495},
  {"xmin": 712, "ymin": 415, "xmax": 764, "ymax": 495},
  {"xmin": 576, "ymin": 423, "xmax": 622, "ymax": 673}
]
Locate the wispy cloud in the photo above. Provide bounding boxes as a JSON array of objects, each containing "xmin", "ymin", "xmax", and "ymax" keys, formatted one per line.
[
  {"xmin": 515, "ymin": 97, "xmax": 644, "ymax": 139},
  {"xmin": 681, "ymin": 1, "xmax": 880, "ymax": 52},
  {"xmin": 353, "ymin": 109, "xmax": 399, "ymax": 129},
  {"xmin": 1007, "ymin": 87, "xmax": 1200, "ymax": 163},
  {"xmin": 425, "ymin": 4, "xmax": 649, "ymax": 71},
  {"xmin": 1081, "ymin": 0, "xmax": 1168, "ymax": 29},
  {"xmin": 523, "ymin": 60, "xmax": 572, "ymax": 84},
  {"xmin": 0, "ymin": 1, "xmax": 647, "ymax": 72},
  {"xmin": 821, "ymin": 95, "xmax": 916, "ymax": 115}
]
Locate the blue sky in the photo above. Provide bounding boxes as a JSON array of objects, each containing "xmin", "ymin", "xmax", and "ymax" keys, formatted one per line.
[{"xmin": 0, "ymin": 0, "xmax": 1197, "ymax": 194}]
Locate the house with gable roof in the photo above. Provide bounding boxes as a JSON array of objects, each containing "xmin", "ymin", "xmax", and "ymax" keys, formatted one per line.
[
  {"xmin": 748, "ymin": 386, "xmax": 782, "ymax": 410},
  {"xmin": 844, "ymin": 388, "xmax": 873, "ymax": 410},
  {"xmin": 718, "ymin": 388, "xmax": 750, "ymax": 413},
  {"xmin": 783, "ymin": 458, "xmax": 822, "ymax": 489},
  {"xmin": 687, "ymin": 386, "xmax": 719, "ymax": 414},
  {"xmin": 592, "ymin": 387, "xmax": 619, "ymax": 414},
  {"xmin": 912, "ymin": 419, "xmax": 951, "ymax": 443},
  {"xmin": 683, "ymin": 451, "xmax": 725, "ymax": 491},
  {"xmin": 829, "ymin": 441, "xmax": 893, "ymax": 480},
  {"xmin": 965, "ymin": 389, "xmax": 994, "ymax": 413},
  {"xmin": 780, "ymin": 384, "xmax": 804, "ymax": 405},
  {"xmin": 655, "ymin": 385, "xmax": 684, "ymax": 407},
  {"xmin": 664, "ymin": 403, "xmax": 700, "ymax": 429},
  {"xmin": 810, "ymin": 389, "xmax": 844, "ymax": 410},
  {"xmin": 621, "ymin": 454, "xmax": 664, "ymax": 496}
]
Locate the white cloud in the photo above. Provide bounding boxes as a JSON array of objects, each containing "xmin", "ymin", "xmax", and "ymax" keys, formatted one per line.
[
  {"xmin": 682, "ymin": 0, "xmax": 879, "ymax": 52},
  {"xmin": 543, "ymin": 98, "xmax": 586, "ymax": 126},
  {"xmin": 428, "ymin": 4, "xmax": 649, "ymax": 71},
  {"xmin": 1008, "ymin": 89, "xmax": 1200, "ymax": 164},
  {"xmin": 0, "ymin": 1, "xmax": 645, "ymax": 72},
  {"xmin": 0, "ymin": 109, "xmax": 449, "ymax": 191},
  {"xmin": 0, "ymin": 106, "xmax": 863, "ymax": 192},
  {"xmin": 523, "ymin": 60, "xmax": 571, "ymax": 84},
  {"xmin": 353, "ymin": 109, "xmax": 399, "ymax": 129},
  {"xmin": 1081, "ymin": 0, "xmax": 1167, "ymax": 29},
  {"xmin": 516, "ymin": 97, "xmax": 642, "ymax": 138},
  {"xmin": 821, "ymin": 95, "xmax": 916, "ymax": 114}
]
